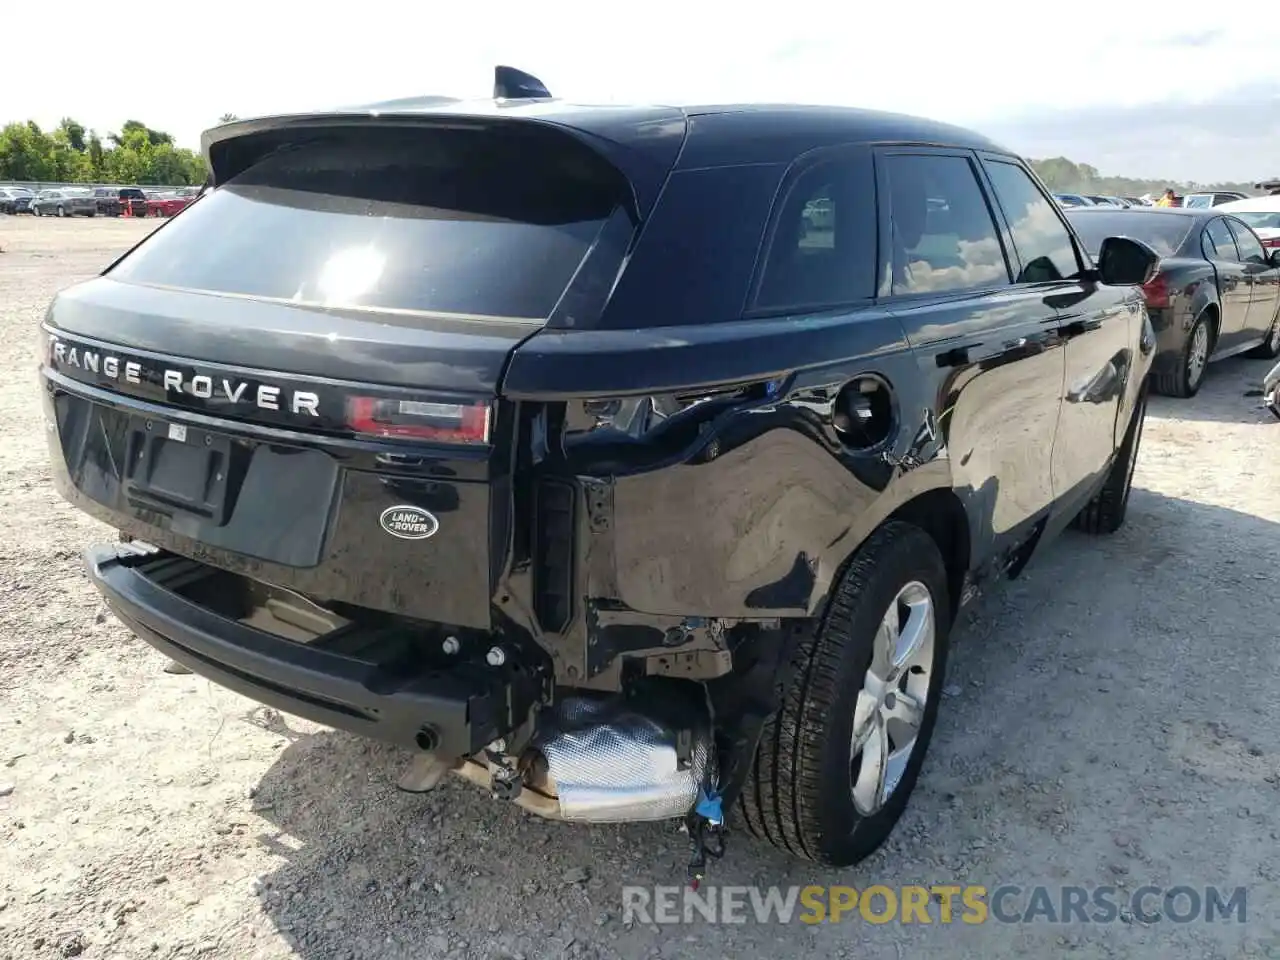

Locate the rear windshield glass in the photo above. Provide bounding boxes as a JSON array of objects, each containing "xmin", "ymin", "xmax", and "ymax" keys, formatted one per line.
[
  {"xmin": 107, "ymin": 129, "xmax": 625, "ymax": 321},
  {"xmin": 1233, "ymin": 211, "xmax": 1280, "ymax": 231},
  {"xmin": 1067, "ymin": 211, "xmax": 1193, "ymax": 257}
]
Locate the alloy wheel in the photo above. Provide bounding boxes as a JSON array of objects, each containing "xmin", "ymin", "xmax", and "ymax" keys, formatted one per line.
[
  {"xmin": 850, "ymin": 580, "xmax": 936, "ymax": 816},
  {"xmin": 1187, "ymin": 322, "xmax": 1209, "ymax": 388}
]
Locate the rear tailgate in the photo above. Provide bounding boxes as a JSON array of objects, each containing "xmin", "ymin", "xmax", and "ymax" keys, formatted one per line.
[{"xmin": 42, "ymin": 116, "xmax": 676, "ymax": 629}]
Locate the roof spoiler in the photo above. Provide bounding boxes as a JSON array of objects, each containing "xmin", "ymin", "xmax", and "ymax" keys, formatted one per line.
[{"xmin": 493, "ymin": 65, "xmax": 552, "ymax": 100}]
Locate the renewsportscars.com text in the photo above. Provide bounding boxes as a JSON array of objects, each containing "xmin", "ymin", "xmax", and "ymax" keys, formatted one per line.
[{"xmin": 621, "ymin": 884, "xmax": 1248, "ymax": 926}]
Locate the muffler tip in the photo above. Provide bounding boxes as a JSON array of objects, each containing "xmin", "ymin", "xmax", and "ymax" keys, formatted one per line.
[{"xmin": 414, "ymin": 726, "xmax": 440, "ymax": 752}]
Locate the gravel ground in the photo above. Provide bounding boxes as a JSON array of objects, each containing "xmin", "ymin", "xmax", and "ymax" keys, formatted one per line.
[{"xmin": 2, "ymin": 216, "xmax": 1279, "ymax": 960}]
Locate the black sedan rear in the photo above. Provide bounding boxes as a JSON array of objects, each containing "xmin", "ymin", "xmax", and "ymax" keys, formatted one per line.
[
  {"xmin": 0, "ymin": 187, "xmax": 35, "ymax": 214},
  {"xmin": 1067, "ymin": 207, "xmax": 1280, "ymax": 397}
]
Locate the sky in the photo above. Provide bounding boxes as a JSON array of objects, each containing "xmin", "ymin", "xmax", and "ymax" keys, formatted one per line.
[{"xmin": 3, "ymin": 1, "xmax": 1278, "ymax": 184}]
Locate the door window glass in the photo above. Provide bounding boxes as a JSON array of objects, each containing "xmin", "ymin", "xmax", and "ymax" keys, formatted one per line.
[
  {"xmin": 882, "ymin": 153, "xmax": 1009, "ymax": 296},
  {"xmin": 984, "ymin": 160, "xmax": 1083, "ymax": 283},
  {"xmin": 755, "ymin": 155, "xmax": 877, "ymax": 309},
  {"xmin": 1203, "ymin": 218, "xmax": 1239, "ymax": 261},
  {"xmin": 1227, "ymin": 219, "xmax": 1267, "ymax": 264}
]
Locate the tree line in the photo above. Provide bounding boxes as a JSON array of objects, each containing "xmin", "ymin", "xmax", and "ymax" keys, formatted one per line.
[
  {"xmin": 0, "ymin": 114, "xmax": 1260, "ymax": 197},
  {"xmin": 1028, "ymin": 157, "xmax": 1255, "ymax": 199},
  {"xmin": 0, "ymin": 117, "xmax": 215, "ymax": 186}
]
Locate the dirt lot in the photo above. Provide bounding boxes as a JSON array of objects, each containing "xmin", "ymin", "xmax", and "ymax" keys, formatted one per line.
[{"xmin": 2, "ymin": 215, "xmax": 1279, "ymax": 960}]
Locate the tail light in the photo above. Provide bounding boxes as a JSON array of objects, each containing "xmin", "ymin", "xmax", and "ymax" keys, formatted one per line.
[
  {"xmin": 346, "ymin": 397, "xmax": 491, "ymax": 444},
  {"xmin": 1261, "ymin": 237, "xmax": 1280, "ymax": 250},
  {"xmin": 1142, "ymin": 273, "xmax": 1171, "ymax": 309}
]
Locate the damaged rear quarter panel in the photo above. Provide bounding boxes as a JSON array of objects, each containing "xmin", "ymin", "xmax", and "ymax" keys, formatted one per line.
[{"xmin": 504, "ymin": 309, "xmax": 953, "ymax": 620}]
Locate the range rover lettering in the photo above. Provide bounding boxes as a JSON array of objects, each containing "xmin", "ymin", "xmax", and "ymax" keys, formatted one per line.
[{"xmin": 39, "ymin": 66, "xmax": 1159, "ymax": 877}]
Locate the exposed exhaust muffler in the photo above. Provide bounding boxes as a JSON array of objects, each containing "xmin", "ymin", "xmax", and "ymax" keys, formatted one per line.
[{"xmin": 450, "ymin": 693, "xmax": 715, "ymax": 822}]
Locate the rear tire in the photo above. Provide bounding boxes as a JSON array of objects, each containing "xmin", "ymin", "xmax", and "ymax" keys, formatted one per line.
[
  {"xmin": 1072, "ymin": 383, "xmax": 1147, "ymax": 535},
  {"xmin": 1153, "ymin": 313, "xmax": 1212, "ymax": 397},
  {"xmin": 1247, "ymin": 318, "xmax": 1280, "ymax": 360},
  {"xmin": 738, "ymin": 521, "xmax": 951, "ymax": 866}
]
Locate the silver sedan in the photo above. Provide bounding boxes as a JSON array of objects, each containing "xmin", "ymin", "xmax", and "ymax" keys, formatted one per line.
[{"xmin": 30, "ymin": 189, "xmax": 97, "ymax": 217}]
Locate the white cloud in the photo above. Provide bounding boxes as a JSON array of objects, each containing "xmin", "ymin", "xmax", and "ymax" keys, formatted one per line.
[{"xmin": 1, "ymin": 0, "xmax": 1276, "ymax": 157}]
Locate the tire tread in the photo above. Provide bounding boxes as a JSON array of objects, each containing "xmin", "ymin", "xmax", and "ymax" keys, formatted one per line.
[
  {"xmin": 1072, "ymin": 387, "xmax": 1147, "ymax": 535},
  {"xmin": 738, "ymin": 522, "xmax": 947, "ymax": 864}
]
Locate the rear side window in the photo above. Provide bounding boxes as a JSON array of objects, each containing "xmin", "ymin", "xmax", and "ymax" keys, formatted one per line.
[
  {"xmin": 1227, "ymin": 219, "xmax": 1267, "ymax": 264},
  {"xmin": 882, "ymin": 153, "xmax": 1009, "ymax": 296},
  {"xmin": 754, "ymin": 152, "xmax": 877, "ymax": 310},
  {"xmin": 983, "ymin": 160, "xmax": 1082, "ymax": 283},
  {"xmin": 1203, "ymin": 218, "xmax": 1238, "ymax": 260},
  {"xmin": 107, "ymin": 128, "xmax": 627, "ymax": 321},
  {"xmin": 601, "ymin": 164, "xmax": 782, "ymax": 328}
]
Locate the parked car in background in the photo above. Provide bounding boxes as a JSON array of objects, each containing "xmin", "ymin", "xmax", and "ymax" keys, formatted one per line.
[
  {"xmin": 1217, "ymin": 197, "xmax": 1280, "ymax": 251},
  {"xmin": 1067, "ymin": 206, "xmax": 1280, "ymax": 397},
  {"xmin": 92, "ymin": 186, "xmax": 148, "ymax": 217},
  {"xmin": 1257, "ymin": 180, "xmax": 1280, "ymax": 196},
  {"xmin": 1087, "ymin": 195, "xmax": 1128, "ymax": 207},
  {"xmin": 1054, "ymin": 193, "xmax": 1094, "ymax": 207},
  {"xmin": 0, "ymin": 186, "xmax": 36, "ymax": 214},
  {"xmin": 1184, "ymin": 191, "xmax": 1250, "ymax": 209},
  {"xmin": 145, "ymin": 191, "xmax": 197, "ymax": 217},
  {"xmin": 31, "ymin": 189, "xmax": 97, "ymax": 217},
  {"xmin": 1122, "ymin": 196, "xmax": 1148, "ymax": 207}
]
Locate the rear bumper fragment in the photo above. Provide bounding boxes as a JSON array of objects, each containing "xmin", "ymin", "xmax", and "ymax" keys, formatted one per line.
[{"xmin": 85, "ymin": 543, "xmax": 546, "ymax": 757}]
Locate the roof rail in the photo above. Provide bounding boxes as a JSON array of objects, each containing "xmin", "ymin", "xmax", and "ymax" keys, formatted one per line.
[{"xmin": 494, "ymin": 66, "xmax": 552, "ymax": 100}]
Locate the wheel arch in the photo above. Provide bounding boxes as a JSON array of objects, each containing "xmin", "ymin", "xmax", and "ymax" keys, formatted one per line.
[
  {"xmin": 1199, "ymin": 301, "xmax": 1220, "ymax": 351},
  {"xmin": 881, "ymin": 488, "xmax": 971, "ymax": 619}
]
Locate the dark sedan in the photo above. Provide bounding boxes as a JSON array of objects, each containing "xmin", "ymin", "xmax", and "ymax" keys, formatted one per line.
[
  {"xmin": 1067, "ymin": 207, "xmax": 1280, "ymax": 397},
  {"xmin": 0, "ymin": 186, "xmax": 35, "ymax": 214},
  {"xmin": 1054, "ymin": 193, "xmax": 1094, "ymax": 208},
  {"xmin": 91, "ymin": 186, "xmax": 148, "ymax": 217}
]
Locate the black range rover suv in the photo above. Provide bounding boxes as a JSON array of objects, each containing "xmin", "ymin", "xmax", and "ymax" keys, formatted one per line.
[{"xmin": 40, "ymin": 67, "xmax": 1158, "ymax": 874}]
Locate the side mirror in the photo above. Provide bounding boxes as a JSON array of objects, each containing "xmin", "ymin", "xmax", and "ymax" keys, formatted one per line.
[{"xmin": 1096, "ymin": 235, "xmax": 1160, "ymax": 286}]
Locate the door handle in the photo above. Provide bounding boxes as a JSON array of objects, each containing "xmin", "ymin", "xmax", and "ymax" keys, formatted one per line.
[{"xmin": 1057, "ymin": 316, "xmax": 1103, "ymax": 338}]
